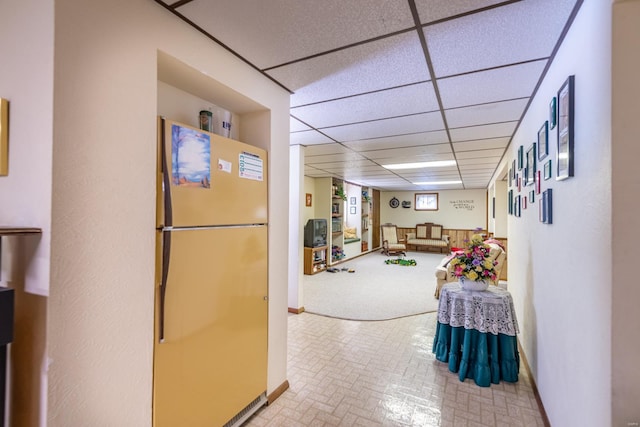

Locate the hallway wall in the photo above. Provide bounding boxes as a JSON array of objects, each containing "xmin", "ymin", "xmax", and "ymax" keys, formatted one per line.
[{"xmin": 488, "ymin": 1, "xmax": 613, "ymax": 425}]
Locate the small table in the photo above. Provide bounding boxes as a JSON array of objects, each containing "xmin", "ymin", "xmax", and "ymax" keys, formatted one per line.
[{"xmin": 432, "ymin": 282, "xmax": 520, "ymax": 387}]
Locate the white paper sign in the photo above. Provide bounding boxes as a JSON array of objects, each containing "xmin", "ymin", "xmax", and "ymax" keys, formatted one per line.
[
  {"xmin": 217, "ymin": 159, "xmax": 232, "ymax": 173},
  {"xmin": 239, "ymin": 151, "xmax": 263, "ymax": 181}
]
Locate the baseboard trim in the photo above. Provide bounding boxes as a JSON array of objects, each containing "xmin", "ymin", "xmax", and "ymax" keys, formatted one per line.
[
  {"xmin": 518, "ymin": 340, "xmax": 551, "ymax": 427},
  {"xmin": 288, "ymin": 307, "xmax": 305, "ymax": 314},
  {"xmin": 267, "ymin": 380, "xmax": 290, "ymax": 405}
]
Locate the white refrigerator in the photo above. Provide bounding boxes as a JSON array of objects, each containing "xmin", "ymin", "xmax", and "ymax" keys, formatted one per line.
[{"xmin": 154, "ymin": 118, "xmax": 268, "ymax": 426}]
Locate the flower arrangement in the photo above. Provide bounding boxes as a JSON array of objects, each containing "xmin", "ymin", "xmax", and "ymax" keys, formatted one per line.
[{"xmin": 448, "ymin": 234, "xmax": 498, "ymax": 282}]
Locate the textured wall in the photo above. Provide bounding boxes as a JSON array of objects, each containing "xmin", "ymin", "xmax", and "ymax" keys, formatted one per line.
[
  {"xmin": 488, "ymin": 1, "xmax": 613, "ymax": 425},
  {"xmin": 48, "ymin": 0, "xmax": 290, "ymax": 425}
]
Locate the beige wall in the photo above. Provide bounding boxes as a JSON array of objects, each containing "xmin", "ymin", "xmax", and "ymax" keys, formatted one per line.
[
  {"xmin": 36, "ymin": 0, "xmax": 290, "ymax": 425},
  {"xmin": 612, "ymin": 0, "xmax": 640, "ymax": 424},
  {"xmin": 488, "ymin": 1, "xmax": 614, "ymax": 425},
  {"xmin": 380, "ymin": 189, "xmax": 487, "ymax": 229},
  {"xmin": 0, "ymin": 0, "xmax": 53, "ymax": 425}
]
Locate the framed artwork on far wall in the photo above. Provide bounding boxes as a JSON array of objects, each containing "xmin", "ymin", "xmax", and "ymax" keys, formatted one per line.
[
  {"xmin": 549, "ymin": 96, "xmax": 557, "ymax": 130},
  {"xmin": 515, "ymin": 195, "xmax": 521, "ymax": 218},
  {"xmin": 557, "ymin": 75, "xmax": 575, "ymax": 180},
  {"xmin": 538, "ymin": 121, "xmax": 549, "ymax": 160}
]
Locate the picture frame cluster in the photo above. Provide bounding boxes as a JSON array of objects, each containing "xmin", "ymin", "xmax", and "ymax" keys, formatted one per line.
[{"xmin": 507, "ymin": 75, "xmax": 575, "ymax": 225}]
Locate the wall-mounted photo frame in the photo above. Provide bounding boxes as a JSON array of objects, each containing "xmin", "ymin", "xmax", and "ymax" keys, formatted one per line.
[
  {"xmin": 517, "ymin": 174, "xmax": 521, "ymax": 192},
  {"xmin": 512, "ymin": 160, "xmax": 516, "ymax": 177},
  {"xmin": 508, "ymin": 168, "xmax": 513, "ymax": 187},
  {"xmin": 538, "ymin": 121, "xmax": 549, "ymax": 160},
  {"xmin": 536, "ymin": 170, "xmax": 541, "ymax": 195},
  {"xmin": 1, "ymin": 98, "xmax": 9, "ymax": 176},
  {"xmin": 522, "ymin": 196, "xmax": 527, "ymax": 210},
  {"xmin": 515, "ymin": 195, "xmax": 521, "ymax": 217},
  {"xmin": 544, "ymin": 160, "xmax": 552, "ymax": 180},
  {"xmin": 508, "ymin": 189, "xmax": 514, "ymax": 215},
  {"xmin": 349, "ymin": 206, "xmax": 356, "ymax": 214},
  {"xmin": 350, "ymin": 196, "xmax": 356, "ymax": 205},
  {"xmin": 557, "ymin": 75, "xmax": 575, "ymax": 180},
  {"xmin": 492, "ymin": 197, "xmax": 496, "ymax": 219},
  {"xmin": 517, "ymin": 145, "xmax": 524, "ymax": 170},
  {"xmin": 305, "ymin": 193, "xmax": 312, "ymax": 207},
  {"xmin": 541, "ymin": 189, "xmax": 553, "ymax": 224},
  {"xmin": 529, "ymin": 190, "xmax": 535, "ymax": 204},
  {"xmin": 415, "ymin": 193, "xmax": 438, "ymax": 211},
  {"xmin": 525, "ymin": 142, "xmax": 536, "ymax": 186},
  {"xmin": 549, "ymin": 96, "xmax": 557, "ymax": 130}
]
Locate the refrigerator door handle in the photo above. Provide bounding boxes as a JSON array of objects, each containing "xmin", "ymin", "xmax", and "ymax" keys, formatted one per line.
[
  {"xmin": 158, "ymin": 230, "xmax": 171, "ymax": 343},
  {"xmin": 160, "ymin": 117, "xmax": 173, "ymax": 227}
]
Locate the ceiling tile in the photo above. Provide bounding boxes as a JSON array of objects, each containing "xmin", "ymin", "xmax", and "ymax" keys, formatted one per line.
[
  {"xmin": 304, "ymin": 152, "xmax": 366, "ymax": 163},
  {"xmin": 424, "ymin": 0, "xmax": 577, "ymax": 77},
  {"xmin": 322, "ymin": 111, "xmax": 444, "ymax": 142},
  {"xmin": 453, "ymin": 137, "xmax": 510, "ymax": 151},
  {"xmin": 457, "ymin": 157, "xmax": 502, "ymax": 166},
  {"xmin": 290, "ymin": 82, "xmax": 438, "ymax": 128},
  {"xmin": 267, "ymin": 32, "xmax": 431, "ymax": 106},
  {"xmin": 449, "ymin": 122, "xmax": 517, "ymax": 142},
  {"xmin": 414, "ymin": 0, "xmax": 508, "ymax": 24},
  {"xmin": 343, "ymin": 131, "xmax": 449, "ymax": 151},
  {"xmin": 176, "ymin": 0, "xmax": 415, "ymax": 69},
  {"xmin": 437, "ymin": 60, "xmax": 547, "ymax": 109},
  {"xmin": 455, "ymin": 149, "xmax": 505, "ymax": 159},
  {"xmin": 363, "ymin": 144, "xmax": 453, "ymax": 160},
  {"xmin": 290, "ymin": 130, "xmax": 335, "ymax": 146},
  {"xmin": 304, "ymin": 143, "xmax": 352, "ymax": 156},
  {"xmin": 445, "ymin": 98, "xmax": 528, "ymax": 128},
  {"xmin": 290, "ymin": 117, "xmax": 311, "ymax": 132}
]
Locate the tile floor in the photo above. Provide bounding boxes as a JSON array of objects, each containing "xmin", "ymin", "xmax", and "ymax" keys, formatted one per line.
[{"xmin": 246, "ymin": 312, "xmax": 546, "ymax": 427}]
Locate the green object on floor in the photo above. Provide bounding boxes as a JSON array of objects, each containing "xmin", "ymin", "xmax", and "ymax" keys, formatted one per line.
[{"xmin": 384, "ymin": 258, "xmax": 417, "ymax": 266}]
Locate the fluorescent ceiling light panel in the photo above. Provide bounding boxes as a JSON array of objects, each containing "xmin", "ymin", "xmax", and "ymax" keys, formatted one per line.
[
  {"xmin": 382, "ymin": 160, "xmax": 456, "ymax": 169},
  {"xmin": 412, "ymin": 180, "xmax": 462, "ymax": 185}
]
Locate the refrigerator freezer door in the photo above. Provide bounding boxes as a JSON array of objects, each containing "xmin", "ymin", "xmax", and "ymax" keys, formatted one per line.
[
  {"xmin": 157, "ymin": 118, "xmax": 268, "ymax": 228},
  {"xmin": 153, "ymin": 226, "xmax": 268, "ymax": 426}
]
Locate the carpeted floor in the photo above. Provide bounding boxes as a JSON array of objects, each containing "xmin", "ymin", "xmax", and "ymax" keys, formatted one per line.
[{"xmin": 302, "ymin": 250, "xmax": 445, "ymax": 321}]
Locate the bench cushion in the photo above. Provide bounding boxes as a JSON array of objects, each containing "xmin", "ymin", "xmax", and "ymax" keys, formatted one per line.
[{"xmin": 407, "ymin": 238, "xmax": 448, "ymax": 247}]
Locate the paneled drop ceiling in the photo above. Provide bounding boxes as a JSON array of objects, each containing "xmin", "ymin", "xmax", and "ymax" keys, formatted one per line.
[{"xmin": 155, "ymin": 0, "xmax": 581, "ymax": 191}]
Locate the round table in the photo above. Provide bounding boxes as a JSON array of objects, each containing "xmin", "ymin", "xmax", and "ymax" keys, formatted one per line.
[{"xmin": 432, "ymin": 282, "xmax": 520, "ymax": 387}]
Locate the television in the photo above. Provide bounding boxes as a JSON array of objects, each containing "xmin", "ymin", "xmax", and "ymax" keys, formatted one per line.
[{"xmin": 304, "ymin": 219, "xmax": 327, "ymax": 248}]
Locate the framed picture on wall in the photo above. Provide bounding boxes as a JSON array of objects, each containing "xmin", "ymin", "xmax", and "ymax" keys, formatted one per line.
[
  {"xmin": 549, "ymin": 96, "xmax": 557, "ymax": 130},
  {"xmin": 517, "ymin": 145, "xmax": 524, "ymax": 170},
  {"xmin": 525, "ymin": 143, "xmax": 537, "ymax": 186},
  {"xmin": 415, "ymin": 193, "xmax": 438, "ymax": 211},
  {"xmin": 305, "ymin": 193, "xmax": 312, "ymax": 207},
  {"xmin": 508, "ymin": 189, "xmax": 513, "ymax": 215},
  {"xmin": 544, "ymin": 160, "xmax": 553, "ymax": 180},
  {"xmin": 541, "ymin": 189, "xmax": 553, "ymax": 224},
  {"xmin": 557, "ymin": 75, "xmax": 575, "ymax": 180},
  {"xmin": 538, "ymin": 121, "xmax": 549, "ymax": 160},
  {"xmin": 350, "ymin": 196, "xmax": 356, "ymax": 205},
  {"xmin": 349, "ymin": 206, "xmax": 356, "ymax": 214}
]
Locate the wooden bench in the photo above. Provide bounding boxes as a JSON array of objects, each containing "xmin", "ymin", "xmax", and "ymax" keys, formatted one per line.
[{"xmin": 405, "ymin": 223, "xmax": 450, "ymax": 253}]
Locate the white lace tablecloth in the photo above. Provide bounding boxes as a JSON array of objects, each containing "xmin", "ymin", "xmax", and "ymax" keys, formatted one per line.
[{"xmin": 437, "ymin": 283, "xmax": 520, "ymax": 336}]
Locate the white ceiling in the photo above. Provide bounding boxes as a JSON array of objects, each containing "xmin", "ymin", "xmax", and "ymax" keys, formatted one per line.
[{"xmin": 155, "ymin": 0, "xmax": 581, "ymax": 191}]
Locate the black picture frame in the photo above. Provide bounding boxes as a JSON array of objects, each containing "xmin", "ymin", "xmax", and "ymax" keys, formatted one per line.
[
  {"xmin": 350, "ymin": 196, "xmax": 356, "ymax": 205},
  {"xmin": 529, "ymin": 190, "xmax": 535, "ymax": 204},
  {"xmin": 557, "ymin": 75, "xmax": 575, "ymax": 180},
  {"xmin": 538, "ymin": 121, "xmax": 549, "ymax": 160},
  {"xmin": 541, "ymin": 189, "xmax": 553, "ymax": 224},
  {"xmin": 508, "ymin": 189, "xmax": 513, "ymax": 215},
  {"xmin": 549, "ymin": 97, "xmax": 557, "ymax": 130},
  {"xmin": 492, "ymin": 197, "xmax": 496, "ymax": 219},
  {"xmin": 515, "ymin": 195, "xmax": 521, "ymax": 218},
  {"xmin": 544, "ymin": 160, "xmax": 552, "ymax": 180},
  {"xmin": 517, "ymin": 145, "xmax": 524, "ymax": 170},
  {"xmin": 525, "ymin": 143, "xmax": 536, "ymax": 186}
]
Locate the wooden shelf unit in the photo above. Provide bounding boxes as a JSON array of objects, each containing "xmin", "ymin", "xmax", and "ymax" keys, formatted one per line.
[{"xmin": 304, "ymin": 245, "xmax": 328, "ymax": 275}]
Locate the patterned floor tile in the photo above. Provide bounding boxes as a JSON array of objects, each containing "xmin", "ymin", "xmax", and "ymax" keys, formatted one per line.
[{"xmin": 245, "ymin": 312, "xmax": 544, "ymax": 426}]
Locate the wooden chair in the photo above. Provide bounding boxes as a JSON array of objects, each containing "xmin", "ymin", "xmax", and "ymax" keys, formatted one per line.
[{"xmin": 380, "ymin": 223, "xmax": 406, "ymax": 256}]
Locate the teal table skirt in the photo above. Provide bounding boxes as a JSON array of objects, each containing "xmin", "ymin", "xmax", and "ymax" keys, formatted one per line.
[{"xmin": 433, "ymin": 322, "xmax": 520, "ymax": 387}]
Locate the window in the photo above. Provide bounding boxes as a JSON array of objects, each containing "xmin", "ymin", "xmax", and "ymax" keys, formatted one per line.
[{"xmin": 415, "ymin": 193, "xmax": 438, "ymax": 211}]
